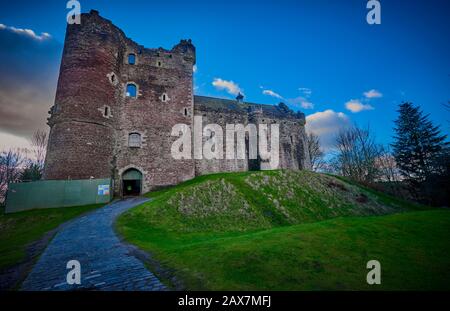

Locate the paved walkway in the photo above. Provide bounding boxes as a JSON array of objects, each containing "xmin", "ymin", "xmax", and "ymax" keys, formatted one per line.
[{"xmin": 21, "ymin": 197, "xmax": 166, "ymax": 291}]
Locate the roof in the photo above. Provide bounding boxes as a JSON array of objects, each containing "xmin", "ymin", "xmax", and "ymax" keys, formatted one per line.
[{"xmin": 193, "ymin": 95, "xmax": 305, "ymax": 120}]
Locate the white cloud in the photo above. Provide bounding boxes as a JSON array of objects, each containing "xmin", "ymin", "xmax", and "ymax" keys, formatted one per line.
[
  {"xmin": 287, "ymin": 96, "xmax": 314, "ymax": 110},
  {"xmin": 363, "ymin": 89, "xmax": 382, "ymax": 99},
  {"xmin": 212, "ymin": 78, "xmax": 243, "ymax": 96},
  {"xmin": 299, "ymin": 87, "xmax": 312, "ymax": 96},
  {"xmin": 1, "ymin": 24, "xmax": 51, "ymax": 40},
  {"xmin": 306, "ymin": 109, "xmax": 351, "ymax": 151},
  {"xmin": 262, "ymin": 89, "xmax": 283, "ymax": 99},
  {"xmin": 193, "ymin": 65, "xmax": 197, "ymax": 73},
  {"xmin": 345, "ymin": 99, "xmax": 374, "ymax": 113},
  {"xmin": 0, "ymin": 131, "xmax": 32, "ymax": 151}
]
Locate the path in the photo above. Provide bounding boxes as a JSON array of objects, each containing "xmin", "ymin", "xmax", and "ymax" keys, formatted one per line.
[{"xmin": 21, "ymin": 197, "xmax": 166, "ymax": 291}]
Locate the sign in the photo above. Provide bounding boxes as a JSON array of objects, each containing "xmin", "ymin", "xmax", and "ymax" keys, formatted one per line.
[{"xmin": 98, "ymin": 184, "xmax": 110, "ymax": 196}]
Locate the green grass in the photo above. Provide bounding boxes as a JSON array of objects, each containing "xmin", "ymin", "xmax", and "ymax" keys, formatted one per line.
[
  {"xmin": 0, "ymin": 204, "xmax": 103, "ymax": 270},
  {"xmin": 117, "ymin": 170, "xmax": 449, "ymax": 290}
]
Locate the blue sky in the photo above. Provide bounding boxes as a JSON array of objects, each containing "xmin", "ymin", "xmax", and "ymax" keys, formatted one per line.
[{"xmin": 0, "ymin": 0, "xmax": 449, "ymax": 151}]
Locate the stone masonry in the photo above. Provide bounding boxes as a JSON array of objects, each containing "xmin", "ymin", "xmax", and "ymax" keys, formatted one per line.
[{"xmin": 43, "ymin": 10, "xmax": 311, "ymax": 195}]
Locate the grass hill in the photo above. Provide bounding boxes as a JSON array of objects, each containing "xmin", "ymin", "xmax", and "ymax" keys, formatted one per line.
[{"xmin": 116, "ymin": 170, "xmax": 450, "ymax": 290}]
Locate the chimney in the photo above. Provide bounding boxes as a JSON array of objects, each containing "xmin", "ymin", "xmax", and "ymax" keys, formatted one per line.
[{"xmin": 236, "ymin": 92, "xmax": 244, "ymax": 103}]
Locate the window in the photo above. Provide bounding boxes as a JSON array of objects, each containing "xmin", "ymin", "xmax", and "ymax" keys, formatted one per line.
[
  {"xmin": 184, "ymin": 108, "xmax": 188, "ymax": 116},
  {"xmin": 128, "ymin": 133, "xmax": 142, "ymax": 148},
  {"xmin": 128, "ymin": 53, "xmax": 136, "ymax": 65},
  {"xmin": 104, "ymin": 106, "xmax": 110, "ymax": 117},
  {"xmin": 157, "ymin": 60, "xmax": 162, "ymax": 67},
  {"xmin": 126, "ymin": 84, "xmax": 137, "ymax": 98},
  {"xmin": 160, "ymin": 92, "xmax": 169, "ymax": 102}
]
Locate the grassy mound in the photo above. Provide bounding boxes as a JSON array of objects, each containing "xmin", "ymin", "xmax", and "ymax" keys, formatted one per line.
[
  {"xmin": 117, "ymin": 170, "xmax": 450, "ymax": 290},
  {"xmin": 125, "ymin": 170, "xmax": 420, "ymax": 233}
]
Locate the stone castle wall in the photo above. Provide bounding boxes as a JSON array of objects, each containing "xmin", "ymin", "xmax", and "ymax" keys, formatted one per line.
[{"xmin": 43, "ymin": 10, "xmax": 310, "ymax": 195}]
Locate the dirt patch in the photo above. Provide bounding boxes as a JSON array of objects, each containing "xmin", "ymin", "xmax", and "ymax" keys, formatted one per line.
[
  {"xmin": 356, "ymin": 193, "xmax": 369, "ymax": 204},
  {"xmin": 327, "ymin": 181, "xmax": 349, "ymax": 192}
]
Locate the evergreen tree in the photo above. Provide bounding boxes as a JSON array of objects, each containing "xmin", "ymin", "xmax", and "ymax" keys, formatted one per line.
[
  {"xmin": 20, "ymin": 162, "xmax": 42, "ymax": 182},
  {"xmin": 392, "ymin": 102, "xmax": 448, "ymax": 186}
]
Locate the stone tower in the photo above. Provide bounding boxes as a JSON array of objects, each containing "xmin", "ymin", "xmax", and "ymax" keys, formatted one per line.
[{"xmin": 44, "ymin": 10, "xmax": 196, "ymax": 194}]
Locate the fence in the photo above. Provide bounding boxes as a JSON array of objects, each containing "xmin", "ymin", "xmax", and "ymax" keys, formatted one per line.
[{"xmin": 5, "ymin": 178, "xmax": 112, "ymax": 213}]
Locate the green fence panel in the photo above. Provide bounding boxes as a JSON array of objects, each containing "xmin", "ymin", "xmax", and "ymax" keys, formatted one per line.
[{"xmin": 5, "ymin": 178, "xmax": 112, "ymax": 213}]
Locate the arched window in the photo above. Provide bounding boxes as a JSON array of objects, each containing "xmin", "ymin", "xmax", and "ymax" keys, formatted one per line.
[
  {"xmin": 128, "ymin": 133, "xmax": 141, "ymax": 148},
  {"xmin": 126, "ymin": 84, "xmax": 137, "ymax": 98},
  {"xmin": 128, "ymin": 53, "xmax": 136, "ymax": 65}
]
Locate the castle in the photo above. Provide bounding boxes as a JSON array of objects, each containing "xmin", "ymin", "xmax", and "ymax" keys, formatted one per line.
[{"xmin": 43, "ymin": 10, "xmax": 311, "ymax": 196}]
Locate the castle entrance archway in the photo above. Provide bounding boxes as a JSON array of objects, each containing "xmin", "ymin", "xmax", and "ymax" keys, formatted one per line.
[{"xmin": 122, "ymin": 168, "xmax": 142, "ymax": 196}]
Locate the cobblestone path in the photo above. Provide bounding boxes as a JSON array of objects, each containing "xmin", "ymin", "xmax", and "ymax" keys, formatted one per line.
[{"xmin": 21, "ymin": 197, "xmax": 166, "ymax": 291}]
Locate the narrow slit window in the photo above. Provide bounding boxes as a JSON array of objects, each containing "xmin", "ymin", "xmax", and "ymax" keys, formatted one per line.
[
  {"xmin": 126, "ymin": 84, "xmax": 137, "ymax": 98},
  {"xmin": 128, "ymin": 133, "xmax": 142, "ymax": 148},
  {"xmin": 128, "ymin": 53, "xmax": 136, "ymax": 65},
  {"xmin": 184, "ymin": 108, "xmax": 188, "ymax": 116},
  {"xmin": 104, "ymin": 106, "xmax": 109, "ymax": 116}
]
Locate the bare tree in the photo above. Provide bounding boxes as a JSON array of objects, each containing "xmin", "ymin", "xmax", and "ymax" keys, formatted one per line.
[
  {"xmin": 376, "ymin": 146, "xmax": 401, "ymax": 183},
  {"xmin": 332, "ymin": 125, "xmax": 383, "ymax": 184},
  {"xmin": 30, "ymin": 129, "xmax": 48, "ymax": 170},
  {"xmin": 306, "ymin": 132, "xmax": 325, "ymax": 172},
  {"xmin": 0, "ymin": 149, "xmax": 25, "ymax": 203}
]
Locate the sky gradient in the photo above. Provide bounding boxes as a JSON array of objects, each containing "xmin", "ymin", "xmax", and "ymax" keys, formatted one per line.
[{"xmin": 0, "ymin": 0, "xmax": 449, "ymax": 151}]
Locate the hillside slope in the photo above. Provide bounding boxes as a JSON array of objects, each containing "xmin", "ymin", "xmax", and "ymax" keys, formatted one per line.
[
  {"xmin": 129, "ymin": 170, "xmax": 421, "ymax": 233},
  {"xmin": 116, "ymin": 170, "xmax": 450, "ymax": 290}
]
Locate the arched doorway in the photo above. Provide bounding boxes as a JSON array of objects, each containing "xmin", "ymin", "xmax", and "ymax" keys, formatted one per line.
[{"xmin": 122, "ymin": 168, "xmax": 142, "ymax": 196}]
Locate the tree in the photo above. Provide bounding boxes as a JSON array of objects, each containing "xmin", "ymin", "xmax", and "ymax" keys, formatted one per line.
[
  {"xmin": 392, "ymin": 102, "xmax": 448, "ymax": 185},
  {"xmin": 30, "ymin": 129, "xmax": 48, "ymax": 172},
  {"xmin": 332, "ymin": 125, "xmax": 383, "ymax": 184},
  {"xmin": 18, "ymin": 130, "xmax": 48, "ymax": 183},
  {"xmin": 0, "ymin": 149, "xmax": 24, "ymax": 203},
  {"xmin": 20, "ymin": 162, "xmax": 43, "ymax": 182},
  {"xmin": 306, "ymin": 132, "xmax": 325, "ymax": 172},
  {"xmin": 375, "ymin": 146, "xmax": 401, "ymax": 183}
]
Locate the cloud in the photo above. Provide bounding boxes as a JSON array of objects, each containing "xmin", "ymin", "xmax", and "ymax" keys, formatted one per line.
[
  {"xmin": 306, "ymin": 109, "xmax": 350, "ymax": 151},
  {"xmin": 0, "ymin": 132, "xmax": 32, "ymax": 151},
  {"xmin": 345, "ymin": 99, "xmax": 374, "ymax": 113},
  {"xmin": 363, "ymin": 89, "xmax": 382, "ymax": 99},
  {"xmin": 262, "ymin": 89, "xmax": 283, "ymax": 99},
  {"xmin": 0, "ymin": 24, "xmax": 61, "ymax": 142},
  {"xmin": 193, "ymin": 65, "xmax": 197, "ymax": 73},
  {"xmin": 298, "ymin": 87, "xmax": 312, "ymax": 96},
  {"xmin": 212, "ymin": 78, "xmax": 243, "ymax": 96},
  {"xmin": 1, "ymin": 23, "xmax": 51, "ymax": 41},
  {"xmin": 287, "ymin": 96, "xmax": 314, "ymax": 110}
]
